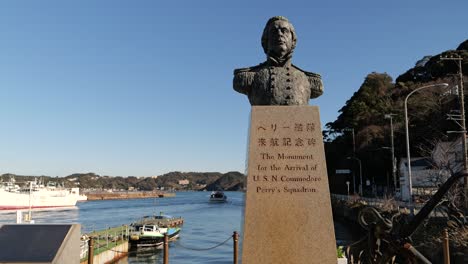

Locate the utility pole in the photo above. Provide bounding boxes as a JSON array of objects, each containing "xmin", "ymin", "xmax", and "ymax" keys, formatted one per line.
[
  {"xmin": 441, "ymin": 55, "xmax": 467, "ymax": 202},
  {"xmin": 385, "ymin": 114, "xmax": 397, "ymax": 192},
  {"xmin": 347, "ymin": 157, "xmax": 363, "ymax": 196}
]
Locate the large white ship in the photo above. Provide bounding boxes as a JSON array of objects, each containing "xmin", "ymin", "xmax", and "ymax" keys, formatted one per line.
[{"xmin": 0, "ymin": 178, "xmax": 87, "ymax": 210}]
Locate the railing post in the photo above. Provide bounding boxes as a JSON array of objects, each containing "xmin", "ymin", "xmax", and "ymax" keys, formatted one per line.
[
  {"xmin": 233, "ymin": 231, "xmax": 239, "ymax": 264},
  {"xmin": 106, "ymin": 228, "xmax": 109, "ymax": 248},
  {"xmin": 164, "ymin": 233, "xmax": 169, "ymax": 264},
  {"xmin": 443, "ymin": 228, "xmax": 450, "ymax": 264},
  {"xmin": 88, "ymin": 237, "xmax": 94, "ymax": 264}
]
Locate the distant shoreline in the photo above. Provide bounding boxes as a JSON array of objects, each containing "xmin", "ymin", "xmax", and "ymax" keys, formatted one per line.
[{"xmin": 84, "ymin": 191, "xmax": 175, "ymax": 201}]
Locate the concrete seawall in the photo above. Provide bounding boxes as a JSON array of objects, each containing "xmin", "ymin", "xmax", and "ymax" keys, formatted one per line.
[{"xmin": 80, "ymin": 241, "xmax": 128, "ymax": 264}]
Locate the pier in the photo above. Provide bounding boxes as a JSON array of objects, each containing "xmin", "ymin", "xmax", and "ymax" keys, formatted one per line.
[{"xmin": 80, "ymin": 226, "xmax": 129, "ymax": 264}]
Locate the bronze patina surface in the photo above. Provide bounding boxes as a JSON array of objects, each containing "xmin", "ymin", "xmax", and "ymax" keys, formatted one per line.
[{"xmin": 233, "ymin": 16, "xmax": 323, "ymax": 105}]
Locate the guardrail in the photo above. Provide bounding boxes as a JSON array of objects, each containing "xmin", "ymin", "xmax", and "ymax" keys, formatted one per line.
[{"xmin": 331, "ymin": 193, "xmax": 448, "ymax": 218}]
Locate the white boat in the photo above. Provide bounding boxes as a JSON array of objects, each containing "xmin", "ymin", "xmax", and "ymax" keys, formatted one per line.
[
  {"xmin": 209, "ymin": 191, "xmax": 227, "ymax": 203},
  {"xmin": 129, "ymin": 225, "xmax": 181, "ymax": 248},
  {"xmin": 129, "ymin": 214, "xmax": 183, "ymax": 248},
  {"xmin": 0, "ymin": 178, "xmax": 87, "ymax": 210}
]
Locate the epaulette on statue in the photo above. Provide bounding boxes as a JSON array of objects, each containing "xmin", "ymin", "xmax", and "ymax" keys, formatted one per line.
[
  {"xmin": 233, "ymin": 63, "xmax": 267, "ymax": 74},
  {"xmin": 234, "ymin": 64, "xmax": 265, "ymax": 95},
  {"xmin": 292, "ymin": 64, "xmax": 322, "ymax": 79}
]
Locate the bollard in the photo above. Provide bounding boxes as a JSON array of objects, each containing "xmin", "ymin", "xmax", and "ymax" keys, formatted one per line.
[
  {"xmin": 443, "ymin": 228, "xmax": 450, "ymax": 264},
  {"xmin": 163, "ymin": 233, "xmax": 169, "ymax": 264},
  {"xmin": 233, "ymin": 231, "xmax": 239, "ymax": 264},
  {"xmin": 88, "ymin": 237, "xmax": 94, "ymax": 264}
]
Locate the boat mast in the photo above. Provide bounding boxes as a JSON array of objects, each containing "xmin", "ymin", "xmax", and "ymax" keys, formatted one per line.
[{"xmin": 28, "ymin": 181, "xmax": 32, "ymax": 222}]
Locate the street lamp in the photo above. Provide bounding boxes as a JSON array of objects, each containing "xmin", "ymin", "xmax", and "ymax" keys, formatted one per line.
[
  {"xmin": 404, "ymin": 83, "xmax": 449, "ymax": 205},
  {"xmin": 385, "ymin": 114, "xmax": 397, "ymax": 192},
  {"xmin": 347, "ymin": 156, "xmax": 362, "ymax": 196},
  {"xmin": 342, "ymin": 128, "xmax": 356, "ymax": 193}
]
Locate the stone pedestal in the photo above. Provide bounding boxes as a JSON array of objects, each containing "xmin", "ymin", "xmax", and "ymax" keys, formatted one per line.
[{"xmin": 242, "ymin": 106, "xmax": 336, "ymax": 264}]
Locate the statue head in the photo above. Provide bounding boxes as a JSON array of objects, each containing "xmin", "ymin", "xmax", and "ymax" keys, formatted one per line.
[{"xmin": 261, "ymin": 16, "xmax": 297, "ymax": 60}]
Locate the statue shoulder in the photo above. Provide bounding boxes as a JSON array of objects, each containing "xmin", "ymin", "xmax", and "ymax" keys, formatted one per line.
[
  {"xmin": 292, "ymin": 64, "xmax": 322, "ymax": 79},
  {"xmin": 292, "ymin": 64, "xmax": 324, "ymax": 99},
  {"xmin": 233, "ymin": 63, "xmax": 265, "ymax": 74},
  {"xmin": 233, "ymin": 63, "xmax": 264, "ymax": 95}
]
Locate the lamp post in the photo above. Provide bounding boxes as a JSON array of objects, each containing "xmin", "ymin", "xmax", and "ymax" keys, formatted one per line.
[
  {"xmin": 347, "ymin": 157, "xmax": 362, "ymax": 196},
  {"xmin": 404, "ymin": 83, "xmax": 449, "ymax": 205},
  {"xmin": 343, "ymin": 128, "xmax": 356, "ymax": 193},
  {"xmin": 385, "ymin": 114, "xmax": 397, "ymax": 192}
]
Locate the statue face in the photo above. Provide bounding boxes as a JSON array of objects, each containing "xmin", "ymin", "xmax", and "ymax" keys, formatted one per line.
[{"xmin": 267, "ymin": 20, "xmax": 293, "ymax": 58}]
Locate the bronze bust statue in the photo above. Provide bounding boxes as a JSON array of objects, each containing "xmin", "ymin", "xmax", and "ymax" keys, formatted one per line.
[{"xmin": 233, "ymin": 16, "xmax": 323, "ymax": 105}]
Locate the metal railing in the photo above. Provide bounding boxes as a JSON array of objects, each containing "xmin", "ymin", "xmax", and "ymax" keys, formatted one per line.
[
  {"xmin": 83, "ymin": 230, "xmax": 240, "ymax": 264},
  {"xmin": 331, "ymin": 193, "xmax": 449, "ymax": 218}
]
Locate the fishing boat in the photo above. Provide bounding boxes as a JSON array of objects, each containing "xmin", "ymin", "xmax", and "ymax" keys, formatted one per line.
[
  {"xmin": 128, "ymin": 214, "xmax": 183, "ymax": 248},
  {"xmin": 209, "ymin": 191, "xmax": 227, "ymax": 203},
  {"xmin": 0, "ymin": 177, "xmax": 87, "ymax": 210}
]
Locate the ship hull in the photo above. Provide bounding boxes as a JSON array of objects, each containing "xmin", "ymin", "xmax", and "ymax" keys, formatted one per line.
[
  {"xmin": 0, "ymin": 188, "xmax": 84, "ymax": 210},
  {"xmin": 129, "ymin": 228, "xmax": 181, "ymax": 248}
]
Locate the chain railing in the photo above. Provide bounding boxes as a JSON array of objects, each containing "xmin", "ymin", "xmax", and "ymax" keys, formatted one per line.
[
  {"xmin": 84, "ymin": 231, "xmax": 240, "ymax": 264},
  {"xmin": 173, "ymin": 235, "xmax": 233, "ymax": 251},
  {"xmin": 158, "ymin": 231, "xmax": 239, "ymax": 264}
]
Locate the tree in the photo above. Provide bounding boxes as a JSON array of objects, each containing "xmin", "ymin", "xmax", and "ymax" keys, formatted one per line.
[
  {"xmin": 325, "ymin": 73, "xmax": 395, "ymax": 194},
  {"xmin": 327, "ymin": 72, "xmax": 394, "ymax": 134}
]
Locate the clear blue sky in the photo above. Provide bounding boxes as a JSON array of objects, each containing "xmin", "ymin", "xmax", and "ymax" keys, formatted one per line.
[{"xmin": 0, "ymin": 1, "xmax": 466, "ymax": 177}]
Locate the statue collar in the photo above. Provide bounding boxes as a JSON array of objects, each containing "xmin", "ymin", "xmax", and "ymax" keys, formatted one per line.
[{"xmin": 266, "ymin": 54, "xmax": 292, "ymax": 67}]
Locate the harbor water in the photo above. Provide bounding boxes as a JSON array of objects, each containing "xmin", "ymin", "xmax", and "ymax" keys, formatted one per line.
[{"xmin": 0, "ymin": 191, "xmax": 354, "ymax": 263}]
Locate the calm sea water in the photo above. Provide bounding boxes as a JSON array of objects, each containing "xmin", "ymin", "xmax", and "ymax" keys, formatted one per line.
[{"xmin": 0, "ymin": 191, "xmax": 352, "ymax": 263}]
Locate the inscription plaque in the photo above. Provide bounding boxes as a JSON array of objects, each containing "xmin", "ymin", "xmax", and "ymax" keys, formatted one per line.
[{"xmin": 242, "ymin": 106, "xmax": 336, "ymax": 264}]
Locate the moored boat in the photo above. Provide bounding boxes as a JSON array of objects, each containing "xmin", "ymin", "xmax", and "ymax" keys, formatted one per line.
[
  {"xmin": 128, "ymin": 214, "xmax": 183, "ymax": 248},
  {"xmin": 0, "ymin": 177, "xmax": 87, "ymax": 210},
  {"xmin": 129, "ymin": 225, "xmax": 181, "ymax": 248},
  {"xmin": 209, "ymin": 191, "xmax": 227, "ymax": 203}
]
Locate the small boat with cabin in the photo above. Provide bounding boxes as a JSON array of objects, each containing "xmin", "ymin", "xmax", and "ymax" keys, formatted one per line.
[
  {"xmin": 209, "ymin": 191, "xmax": 227, "ymax": 203},
  {"xmin": 128, "ymin": 214, "xmax": 183, "ymax": 248}
]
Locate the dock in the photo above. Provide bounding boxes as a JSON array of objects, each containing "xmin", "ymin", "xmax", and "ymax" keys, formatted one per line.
[
  {"xmin": 80, "ymin": 216, "xmax": 184, "ymax": 263},
  {"xmin": 80, "ymin": 225, "xmax": 129, "ymax": 264}
]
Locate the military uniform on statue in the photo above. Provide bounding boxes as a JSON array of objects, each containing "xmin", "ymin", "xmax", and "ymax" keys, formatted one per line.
[{"xmin": 233, "ymin": 57, "xmax": 323, "ymax": 105}]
